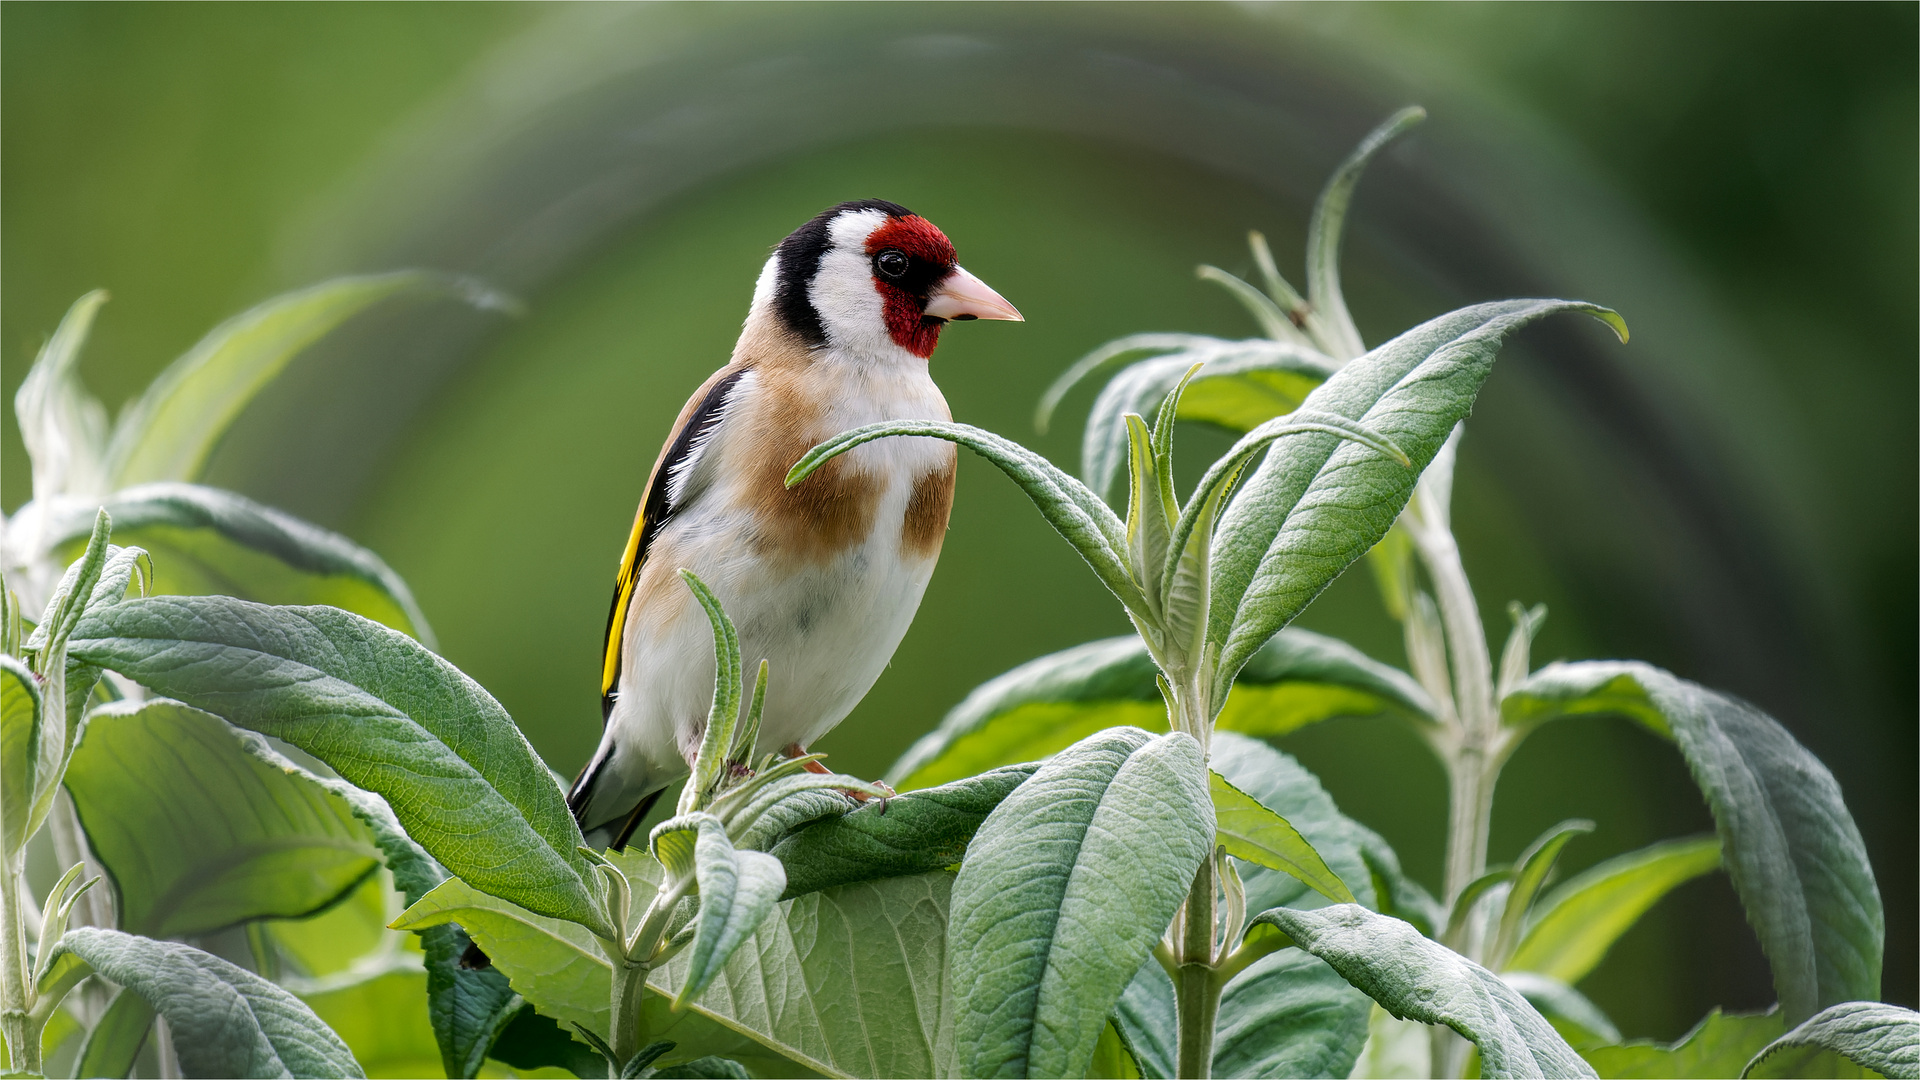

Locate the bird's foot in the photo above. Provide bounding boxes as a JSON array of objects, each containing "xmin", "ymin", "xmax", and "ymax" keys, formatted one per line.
[{"xmin": 783, "ymin": 742, "xmax": 896, "ymax": 808}]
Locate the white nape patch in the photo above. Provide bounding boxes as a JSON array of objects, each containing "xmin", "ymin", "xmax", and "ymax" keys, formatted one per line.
[
  {"xmin": 666, "ymin": 369, "xmax": 754, "ymax": 508},
  {"xmin": 747, "ymin": 254, "xmax": 781, "ymax": 325},
  {"xmin": 810, "ymin": 208, "xmax": 918, "ymax": 364}
]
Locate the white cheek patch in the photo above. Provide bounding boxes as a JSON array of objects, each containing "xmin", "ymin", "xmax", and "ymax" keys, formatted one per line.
[
  {"xmin": 811, "ymin": 209, "xmax": 903, "ymax": 359},
  {"xmin": 747, "ymin": 255, "xmax": 781, "ymax": 323}
]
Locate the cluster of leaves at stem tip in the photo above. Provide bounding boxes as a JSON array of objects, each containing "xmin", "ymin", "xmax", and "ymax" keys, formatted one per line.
[{"xmin": 1, "ymin": 101, "xmax": 1912, "ymax": 1080}]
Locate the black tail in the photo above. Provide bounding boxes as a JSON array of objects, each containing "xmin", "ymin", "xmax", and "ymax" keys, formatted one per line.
[{"xmin": 610, "ymin": 789, "xmax": 663, "ymax": 852}]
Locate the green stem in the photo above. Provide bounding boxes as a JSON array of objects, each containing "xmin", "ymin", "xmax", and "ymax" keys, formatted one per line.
[
  {"xmin": 607, "ymin": 953, "xmax": 650, "ymax": 1071},
  {"xmin": 1, "ymin": 865, "xmax": 38, "ymax": 1077},
  {"xmin": 1173, "ymin": 853, "xmax": 1220, "ymax": 1078}
]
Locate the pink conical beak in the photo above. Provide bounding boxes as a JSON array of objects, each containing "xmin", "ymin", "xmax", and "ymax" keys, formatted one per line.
[{"xmin": 925, "ymin": 266, "xmax": 1023, "ymax": 322}]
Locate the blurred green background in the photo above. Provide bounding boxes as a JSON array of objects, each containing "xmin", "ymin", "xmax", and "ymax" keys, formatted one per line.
[{"xmin": 4, "ymin": 1, "xmax": 1913, "ymax": 1043}]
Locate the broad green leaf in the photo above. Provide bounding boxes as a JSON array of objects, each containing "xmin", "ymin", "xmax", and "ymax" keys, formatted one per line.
[
  {"xmin": 422, "ymin": 925, "xmax": 520, "ymax": 1080},
  {"xmin": 654, "ymin": 1057, "xmax": 752, "ymax": 1078},
  {"xmin": 766, "ymin": 764, "xmax": 1038, "ymax": 898},
  {"xmin": 1208, "ymin": 300, "xmax": 1626, "ymax": 704},
  {"xmin": 1210, "ymin": 770, "xmax": 1354, "ymax": 904},
  {"xmin": 37, "ymin": 483, "xmax": 433, "ymax": 644},
  {"xmin": 1580, "ymin": 1008, "xmax": 1784, "ymax": 1080},
  {"xmin": 106, "ymin": 271, "xmax": 512, "ymax": 489},
  {"xmin": 14, "ymin": 290, "xmax": 112, "ymax": 499},
  {"xmin": 1076, "ymin": 346, "xmax": 1337, "ymax": 505},
  {"xmin": 651, "ymin": 872, "xmax": 957, "ymax": 1078},
  {"xmin": 1304, "ymin": 107, "xmax": 1426, "ymax": 362},
  {"xmin": 1, "ymin": 655, "xmax": 43, "ymax": 864},
  {"xmin": 1249, "ymin": 905, "xmax": 1595, "ymax": 1079},
  {"xmin": 678, "ymin": 817, "xmax": 786, "ymax": 1008},
  {"xmin": 887, "ymin": 629, "xmax": 1433, "ymax": 791},
  {"xmin": 1501, "ymin": 972, "xmax": 1621, "ymax": 1048},
  {"xmin": 1489, "ymin": 819, "xmax": 1594, "ymax": 970},
  {"xmin": 1036, "ymin": 333, "xmax": 1245, "ymax": 435},
  {"xmin": 787, "ymin": 419, "xmax": 1148, "ymax": 619},
  {"xmin": 488, "ymin": 1005, "xmax": 618, "ymax": 1079},
  {"xmin": 948, "ymin": 727, "xmax": 1213, "ymax": 1079},
  {"xmin": 1506, "ymin": 835, "xmax": 1721, "ymax": 984},
  {"xmin": 1115, "ymin": 948, "xmax": 1371, "ymax": 1079},
  {"xmin": 398, "ymin": 868, "xmax": 914, "ymax": 1079},
  {"xmin": 1504, "ymin": 661, "xmax": 1878, "ymax": 1023},
  {"xmin": 265, "ymin": 874, "xmax": 395, "ymax": 979},
  {"xmin": 53, "ymin": 927, "xmax": 365, "ymax": 1078},
  {"xmin": 1745, "ymin": 1002, "xmax": 1918, "ymax": 1080},
  {"xmin": 74, "ymin": 986, "xmax": 156, "ymax": 1080},
  {"xmin": 68, "ymin": 595, "xmax": 607, "ymax": 935},
  {"xmin": 1163, "ymin": 411, "xmax": 1410, "ymax": 620},
  {"xmin": 65, "ymin": 699, "xmax": 383, "ymax": 937},
  {"xmin": 295, "ymin": 963, "xmax": 447, "ymax": 1080},
  {"xmin": 394, "ymin": 876, "xmax": 611, "ymax": 1035}
]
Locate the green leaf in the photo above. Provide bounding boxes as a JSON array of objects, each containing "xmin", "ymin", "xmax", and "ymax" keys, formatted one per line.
[
  {"xmin": 1, "ymin": 655, "xmax": 43, "ymax": 865},
  {"xmin": 787, "ymin": 419, "xmax": 1149, "ymax": 619},
  {"xmin": 294, "ymin": 963, "xmax": 447, "ymax": 1080},
  {"xmin": 948, "ymin": 727, "xmax": 1213, "ymax": 1079},
  {"xmin": 1088, "ymin": 1020, "xmax": 1144, "ymax": 1080},
  {"xmin": 1073, "ymin": 344, "xmax": 1336, "ymax": 502},
  {"xmin": 64, "ymin": 699, "xmax": 382, "ymax": 937},
  {"xmin": 1504, "ymin": 661, "xmax": 1877, "ymax": 1023},
  {"xmin": 1036, "ymin": 333, "xmax": 1234, "ymax": 435},
  {"xmin": 1196, "ymin": 265, "xmax": 1310, "ymax": 345},
  {"xmin": 1211, "ymin": 770, "xmax": 1354, "ymax": 904},
  {"xmin": 1209, "ymin": 733, "xmax": 1411, "ymax": 921},
  {"xmin": 1501, "ymin": 972, "xmax": 1621, "ymax": 1048},
  {"xmin": 394, "ymin": 876, "xmax": 612, "ymax": 1035},
  {"xmin": 53, "ymin": 927, "xmax": 366, "ymax": 1078},
  {"xmin": 74, "ymin": 986, "xmax": 156, "ymax": 1080},
  {"xmin": 1116, "ymin": 948, "xmax": 1372, "ymax": 1080},
  {"xmin": 766, "ymin": 764, "xmax": 1038, "ymax": 899},
  {"xmin": 36, "ymin": 483, "xmax": 433, "ymax": 644},
  {"xmin": 1208, "ymin": 299, "xmax": 1626, "ymax": 704},
  {"xmin": 1489, "ymin": 819, "xmax": 1595, "ymax": 970},
  {"xmin": 1745, "ymin": 1003, "xmax": 1919, "ymax": 1080},
  {"xmin": 678, "ymin": 569, "xmax": 743, "ymax": 814},
  {"xmin": 652, "ymin": 872, "xmax": 956, "ymax": 1078},
  {"xmin": 1581, "ymin": 1008, "xmax": 1784, "ymax": 1080},
  {"xmin": 651, "ymin": 1056, "xmax": 752, "ymax": 1078},
  {"xmin": 1249, "ymin": 905, "xmax": 1595, "ymax": 1079},
  {"xmin": 1497, "ymin": 602, "xmax": 1549, "ymax": 700},
  {"xmin": 105, "ymin": 272, "xmax": 512, "ymax": 489},
  {"xmin": 68, "ymin": 595, "xmax": 607, "ymax": 935},
  {"xmin": 1123, "ymin": 415, "xmax": 1174, "ymax": 617},
  {"xmin": 1506, "ymin": 835, "xmax": 1721, "ymax": 985},
  {"xmin": 410, "ymin": 868, "xmax": 957, "ymax": 1077},
  {"xmin": 14, "ymin": 289, "xmax": 112, "ymax": 498},
  {"xmin": 888, "ymin": 629, "xmax": 1433, "ymax": 792},
  {"xmin": 486, "ymin": 1004, "xmax": 615, "ymax": 1079},
  {"xmin": 421, "ymin": 925, "xmax": 519, "ymax": 1080},
  {"xmin": 677, "ymin": 817, "xmax": 786, "ymax": 1009},
  {"xmin": 1305, "ymin": 107, "xmax": 1427, "ymax": 361}
]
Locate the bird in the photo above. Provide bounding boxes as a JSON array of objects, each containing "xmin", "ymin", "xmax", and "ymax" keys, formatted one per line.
[{"xmin": 568, "ymin": 199, "xmax": 1023, "ymax": 850}]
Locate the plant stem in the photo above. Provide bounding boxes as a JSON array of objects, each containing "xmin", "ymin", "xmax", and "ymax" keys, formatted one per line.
[
  {"xmin": 607, "ymin": 953, "xmax": 650, "ymax": 1070},
  {"xmin": 1173, "ymin": 855, "xmax": 1220, "ymax": 1080},
  {"xmin": 1, "ymin": 864, "xmax": 38, "ymax": 1076}
]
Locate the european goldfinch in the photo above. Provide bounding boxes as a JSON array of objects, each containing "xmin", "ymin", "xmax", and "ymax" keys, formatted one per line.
[{"xmin": 569, "ymin": 200, "xmax": 1022, "ymax": 849}]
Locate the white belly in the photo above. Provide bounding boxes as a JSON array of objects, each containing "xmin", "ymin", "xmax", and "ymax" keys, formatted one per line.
[{"xmin": 594, "ymin": 364, "xmax": 950, "ymax": 817}]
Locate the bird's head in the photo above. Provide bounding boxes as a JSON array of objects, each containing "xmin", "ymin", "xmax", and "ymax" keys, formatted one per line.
[{"xmin": 756, "ymin": 199, "xmax": 1022, "ymax": 362}]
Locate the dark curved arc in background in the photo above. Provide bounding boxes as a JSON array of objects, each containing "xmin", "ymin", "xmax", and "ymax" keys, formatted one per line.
[
  {"xmin": 243, "ymin": 7, "xmax": 1817, "ymax": 733},
  {"xmin": 194, "ymin": 3, "xmax": 1903, "ymax": 1016}
]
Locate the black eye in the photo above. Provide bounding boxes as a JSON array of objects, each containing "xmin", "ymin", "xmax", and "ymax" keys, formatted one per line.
[{"xmin": 875, "ymin": 249, "xmax": 909, "ymax": 279}]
